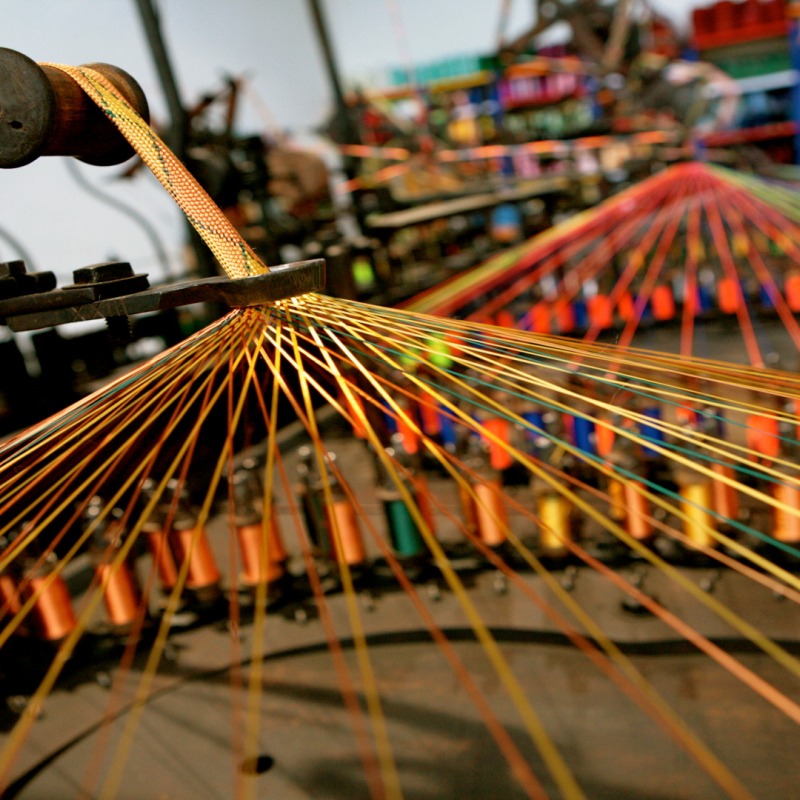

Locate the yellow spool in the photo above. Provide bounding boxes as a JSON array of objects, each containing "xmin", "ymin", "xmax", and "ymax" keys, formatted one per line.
[
  {"xmin": 537, "ymin": 493, "xmax": 571, "ymax": 552},
  {"xmin": 679, "ymin": 481, "xmax": 717, "ymax": 549},
  {"xmin": 607, "ymin": 478, "xmax": 625, "ymax": 520}
]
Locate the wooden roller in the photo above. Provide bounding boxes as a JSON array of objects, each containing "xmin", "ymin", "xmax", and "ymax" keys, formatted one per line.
[{"xmin": 0, "ymin": 47, "xmax": 149, "ymax": 168}]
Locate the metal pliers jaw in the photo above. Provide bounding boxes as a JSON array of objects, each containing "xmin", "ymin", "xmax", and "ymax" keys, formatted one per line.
[{"xmin": 0, "ymin": 259, "xmax": 325, "ymax": 333}]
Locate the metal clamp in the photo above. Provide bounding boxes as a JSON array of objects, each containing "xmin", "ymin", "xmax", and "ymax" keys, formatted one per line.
[{"xmin": 0, "ymin": 259, "xmax": 325, "ymax": 332}]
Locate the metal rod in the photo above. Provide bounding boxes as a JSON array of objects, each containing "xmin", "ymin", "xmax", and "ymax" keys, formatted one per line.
[{"xmin": 133, "ymin": 0, "xmax": 188, "ymax": 162}]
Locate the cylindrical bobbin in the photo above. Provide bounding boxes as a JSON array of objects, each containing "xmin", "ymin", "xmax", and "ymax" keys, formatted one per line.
[
  {"xmin": 679, "ymin": 481, "xmax": 717, "ymax": 549},
  {"xmin": 607, "ymin": 477, "xmax": 626, "ymax": 521},
  {"xmin": 773, "ymin": 480, "xmax": 800, "ymax": 543},
  {"xmin": 711, "ymin": 462, "xmax": 739, "ymax": 524},
  {"xmin": 145, "ymin": 528, "xmax": 179, "ymax": 590},
  {"xmin": 28, "ymin": 574, "xmax": 77, "ymax": 641},
  {"xmin": 473, "ymin": 480, "xmax": 508, "ymax": 547},
  {"xmin": 623, "ymin": 481, "xmax": 652, "ymax": 541},
  {"xmin": 537, "ymin": 493, "xmax": 571, "ymax": 553},
  {"xmin": 236, "ymin": 523, "xmax": 285, "ymax": 585},
  {"xmin": 0, "ymin": 573, "xmax": 22, "ymax": 618},
  {"xmin": 173, "ymin": 526, "xmax": 222, "ymax": 590},
  {"xmin": 329, "ymin": 499, "xmax": 367, "ymax": 565},
  {"xmin": 0, "ymin": 48, "xmax": 150, "ymax": 168},
  {"xmin": 96, "ymin": 562, "xmax": 141, "ymax": 628}
]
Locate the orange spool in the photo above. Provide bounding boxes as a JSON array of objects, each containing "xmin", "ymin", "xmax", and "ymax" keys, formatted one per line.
[
  {"xmin": 96, "ymin": 562, "xmax": 141, "ymax": 627},
  {"xmin": 717, "ymin": 277, "xmax": 740, "ymax": 314},
  {"xmin": 531, "ymin": 301, "xmax": 551, "ymax": 334},
  {"xmin": 329, "ymin": 498, "xmax": 367, "ymax": 565},
  {"xmin": 481, "ymin": 417, "xmax": 515, "ymax": 471},
  {"xmin": 0, "ymin": 573, "xmax": 22, "ymax": 618},
  {"xmin": 418, "ymin": 392, "xmax": 441, "ymax": 437},
  {"xmin": 711, "ymin": 462, "xmax": 739, "ymax": 524},
  {"xmin": 785, "ymin": 274, "xmax": 800, "ymax": 312},
  {"xmin": 29, "ymin": 574, "xmax": 77, "ymax": 641},
  {"xmin": 473, "ymin": 480, "xmax": 507, "ymax": 546},
  {"xmin": 773, "ymin": 480, "xmax": 800, "ymax": 543},
  {"xmin": 174, "ymin": 526, "xmax": 222, "ymax": 590},
  {"xmin": 624, "ymin": 481, "xmax": 652, "ymax": 540},
  {"xmin": 746, "ymin": 414, "xmax": 780, "ymax": 460},
  {"xmin": 495, "ymin": 310, "xmax": 515, "ymax": 329},
  {"xmin": 554, "ymin": 300, "xmax": 575, "ymax": 333},
  {"xmin": 587, "ymin": 294, "xmax": 613, "ymax": 329},
  {"xmin": 145, "ymin": 528, "xmax": 179, "ymax": 589},
  {"xmin": 459, "ymin": 483, "xmax": 479, "ymax": 537},
  {"xmin": 397, "ymin": 406, "xmax": 420, "ymax": 455},
  {"xmin": 595, "ymin": 421, "xmax": 615, "ymax": 458},
  {"xmin": 651, "ymin": 284, "xmax": 675, "ymax": 321},
  {"xmin": 617, "ymin": 292, "xmax": 635, "ymax": 321},
  {"xmin": 236, "ymin": 522, "xmax": 285, "ymax": 585}
]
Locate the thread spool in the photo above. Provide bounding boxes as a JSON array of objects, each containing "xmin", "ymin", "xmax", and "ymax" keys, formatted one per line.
[
  {"xmin": 711, "ymin": 462, "xmax": 739, "ymax": 525},
  {"xmin": 554, "ymin": 300, "xmax": 575, "ymax": 333},
  {"xmin": 481, "ymin": 417, "xmax": 515, "ymax": 471},
  {"xmin": 618, "ymin": 291, "xmax": 635, "ymax": 321},
  {"xmin": 473, "ymin": 479, "xmax": 508, "ymax": 547},
  {"xmin": 623, "ymin": 481, "xmax": 652, "ymax": 541},
  {"xmin": 595, "ymin": 421, "xmax": 615, "ymax": 458},
  {"xmin": 679, "ymin": 480, "xmax": 717, "ymax": 549},
  {"xmin": 531, "ymin": 301, "xmax": 551, "ymax": 333},
  {"xmin": 237, "ymin": 521, "xmax": 285, "ymax": 585},
  {"xmin": 0, "ymin": 49, "xmax": 150, "ymax": 168},
  {"xmin": 382, "ymin": 490, "xmax": 427, "ymax": 557},
  {"xmin": 607, "ymin": 477, "xmax": 626, "ymax": 520},
  {"xmin": 572, "ymin": 414, "xmax": 595, "ymax": 455},
  {"xmin": 746, "ymin": 413, "xmax": 781, "ymax": 461},
  {"xmin": 536, "ymin": 492, "xmax": 571, "ymax": 553},
  {"xmin": 639, "ymin": 405, "xmax": 665, "ymax": 457},
  {"xmin": 96, "ymin": 562, "xmax": 141, "ymax": 628},
  {"xmin": 329, "ymin": 496, "xmax": 368, "ymax": 565},
  {"xmin": 173, "ymin": 524, "xmax": 222, "ymax": 592},
  {"xmin": 0, "ymin": 572, "xmax": 22, "ymax": 617},
  {"xmin": 717, "ymin": 277, "xmax": 741, "ymax": 314},
  {"xmin": 773, "ymin": 479, "xmax": 800, "ymax": 544},
  {"xmin": 651, "ymin": 284, "xmax": 675, "ymax": 321},
  {"xmin": 144, "ymin": 525, "xmax": 179, "ymax": 590},
  {"xmin": 459, "ymin": 482, "xmax": 479, "ymax": 538},
  {"xmin": 785, "ymin": 273, "xmax": 800, "ymax": 311},
  {"xmin": 587, "ymin": 293, "xmax": 613, "ymax": 329},
  {"xmin": 28, "ymin": 573, "xmax": 77, "ymax": 641},
  {"xmin": 495, "ymin": 309, "xmax": 515, "ymax": 328}
]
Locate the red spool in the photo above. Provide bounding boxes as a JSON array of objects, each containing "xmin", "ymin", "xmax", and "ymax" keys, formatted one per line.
[
  {"xmin": 587, "ymin": 294, "xmax": 613, "ymax": 329},
  {"xmin": 717, "ymin": 277, "xmax": 740, "ymax": 314},
  {"xmin": 785, "ymin": 274, "xmax": 800, "ymax": 311},
  {"xmin": 482, "ymin": 417, "xmax": 515, "ymax": 471},
  {"xmin": 651, "ymin": 284, "xmax": 676, "ymax": 321},
  {"xmin": 531, "ymin": 301, "xmax": 551, "ymax": 334},
  {"xmin": 617, "ymin": 292, "xmax": 635, "ymax": 321}
]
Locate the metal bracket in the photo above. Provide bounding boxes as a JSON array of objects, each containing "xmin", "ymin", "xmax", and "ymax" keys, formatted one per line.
[{"xmin": 0, "ymin": 259, "xmax": 325, "ymax": 332}]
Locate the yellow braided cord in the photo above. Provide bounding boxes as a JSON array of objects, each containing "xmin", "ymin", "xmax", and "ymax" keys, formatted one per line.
[{"xmin": 43, "ymin": 63, "xmax": 267, "ymax": 279}]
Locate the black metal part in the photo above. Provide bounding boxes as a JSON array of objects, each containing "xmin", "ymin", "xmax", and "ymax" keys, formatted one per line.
[{"xmin": 2, "ymin": 259, "xmax": 325, "ymax": 332}]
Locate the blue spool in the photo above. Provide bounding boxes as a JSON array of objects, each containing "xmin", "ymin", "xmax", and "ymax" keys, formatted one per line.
[
  {"xmin": 640, "ymin": 406, "xmax": 665, "ymax": 457},
  {"xmin": 572, "ymin": 414, "xmax": 595, "ymax": 455}
]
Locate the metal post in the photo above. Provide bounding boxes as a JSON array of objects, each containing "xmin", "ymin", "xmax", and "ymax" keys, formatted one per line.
[
  {"xmin": 134, "ymin": 0, "xmax": 188, "ymax": 163},
  {"xmin": 306, "ymin": 0, "xmax": 358, "ymax": 178}
]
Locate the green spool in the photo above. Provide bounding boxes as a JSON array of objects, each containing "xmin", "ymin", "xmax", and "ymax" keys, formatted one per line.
[{"xmin": 385, "ymin": 499, "xmax": 426, "ymax": 557}]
